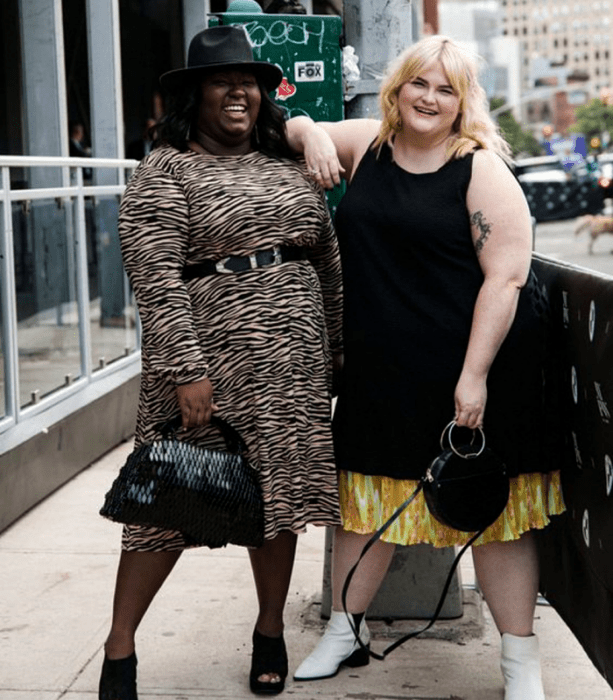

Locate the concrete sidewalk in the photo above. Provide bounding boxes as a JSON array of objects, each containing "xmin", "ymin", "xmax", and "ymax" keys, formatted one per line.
[{"xmin": 1, "ymin": 439, "xmax": 611, "ymax": 700}]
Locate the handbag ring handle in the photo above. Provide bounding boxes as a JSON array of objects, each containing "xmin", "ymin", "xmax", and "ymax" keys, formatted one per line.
[{"xmin": 440, "ymin": 420, "xmax": 486, "ymax": 459}]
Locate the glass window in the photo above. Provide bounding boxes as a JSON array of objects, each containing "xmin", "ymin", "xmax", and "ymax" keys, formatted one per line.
[
  {"xmin": 15, "ymin": 197, "xmax": 82, "ymax": 407},
  {"xmin": 87, "ymin": 193, "xmax": 137, "ymax": 370}
]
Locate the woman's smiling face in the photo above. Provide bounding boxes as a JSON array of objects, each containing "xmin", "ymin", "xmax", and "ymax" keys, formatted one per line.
[
  {"xmin": 396, "ymin": 61, "xmax": 461, "ymax": 141},
  {"xmin": 196, "ymin": 69, "xmax": 262, "ymax": 152}
]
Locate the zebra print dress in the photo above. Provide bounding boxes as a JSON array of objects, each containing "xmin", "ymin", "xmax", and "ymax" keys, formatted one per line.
[{"xmin": 117, "ymin": 145, "xmax": 343, "ymax": 550}]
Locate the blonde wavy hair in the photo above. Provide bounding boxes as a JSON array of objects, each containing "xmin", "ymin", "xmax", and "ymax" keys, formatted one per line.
[{"xmin": 375, "ymin": 35, "xmax": 511, "ymax": 163}]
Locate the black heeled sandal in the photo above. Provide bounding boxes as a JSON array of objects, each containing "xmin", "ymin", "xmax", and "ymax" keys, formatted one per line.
[
  {"xmin": 99, "ymin": 652, "xmax": 138, "ymax": 700},
  {"xmin": 249, "ymin": 628, "xmax": 288, "ymax": 695}
]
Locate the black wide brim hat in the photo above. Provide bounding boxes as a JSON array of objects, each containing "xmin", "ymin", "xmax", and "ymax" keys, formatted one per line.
[{"xmin": 160, "ymin": 25, "xmax": 283, "ymax": 93}]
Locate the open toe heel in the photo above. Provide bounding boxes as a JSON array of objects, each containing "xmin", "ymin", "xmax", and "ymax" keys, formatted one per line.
[
  {"xmin": 249, "ymin": 628, "xmax": 288, "ymax": 695},
  {"xmin": 99, "ymin": 652, "xmax": 138, "ymax": 700}
]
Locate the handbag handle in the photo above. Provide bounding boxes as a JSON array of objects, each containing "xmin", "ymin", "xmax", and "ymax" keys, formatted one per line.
[
  {"xmin": 440, "ymin": 420, "xmax": 486, "ymax": 459},
  {"xmin": 153, "ymin": 415, "xmax": 247, "ymax": 455}
]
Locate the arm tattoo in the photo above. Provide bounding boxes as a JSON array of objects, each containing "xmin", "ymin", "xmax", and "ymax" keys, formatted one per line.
[{"xmin": 470, "ymin": 210, "xmax": 492, "ymax": 255}]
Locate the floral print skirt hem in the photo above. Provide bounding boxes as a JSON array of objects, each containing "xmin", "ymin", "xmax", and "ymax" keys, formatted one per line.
[{"xmin": 339, "ymin": 469, "xmax": 566, "ymax": 548}]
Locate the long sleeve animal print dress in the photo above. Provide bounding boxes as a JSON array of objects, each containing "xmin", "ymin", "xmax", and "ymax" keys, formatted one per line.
[{"xmin": 117, "ymin": 145, "xmax": 343, "ymax": 551}]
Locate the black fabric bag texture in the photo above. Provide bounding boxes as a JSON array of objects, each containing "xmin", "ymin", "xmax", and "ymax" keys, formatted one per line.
[
  {"xmin": 423, "ymin": 422, "xmax": 510, "ymax": 532},
  {"xmin": 100, "ymin": 415, "xmax": 264, "ymax": 549}
]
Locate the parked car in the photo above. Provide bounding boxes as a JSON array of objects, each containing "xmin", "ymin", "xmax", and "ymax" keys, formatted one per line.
[
  {"xmin": 514, "ymin": 155, "xmax": 603, "ymax": 222},
  {"xmin": 513, "ymin": 155, "xmax": 570, "ymax": 183}
]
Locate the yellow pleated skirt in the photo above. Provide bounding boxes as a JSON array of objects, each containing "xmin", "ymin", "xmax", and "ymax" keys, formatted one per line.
[{"xmin": 339, "ymin": 469, "xmax": 566, "ymax": 547}]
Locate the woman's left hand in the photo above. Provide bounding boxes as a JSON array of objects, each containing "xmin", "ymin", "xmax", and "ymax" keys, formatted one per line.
[
  {"xmin": 453, "ymin": 373, "xmax": 487, "ymax": 429},
  {"xmin": 175, "ymin": 378, "xmax": 219, "ymax": 429}
]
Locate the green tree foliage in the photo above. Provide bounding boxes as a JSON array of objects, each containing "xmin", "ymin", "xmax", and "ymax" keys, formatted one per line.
[
  {"xmin": 490, "ymin": 98, "xmax": 542, "ymax": 157},
  {"xmin": 569, "ymin": 98, "xmax": 613, "ymax": 142}
]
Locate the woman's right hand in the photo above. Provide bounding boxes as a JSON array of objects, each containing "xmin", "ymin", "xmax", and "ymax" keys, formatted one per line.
[
  {"xmin": 453, "ymin": 372, "xmax": 487, "ymax": 430},
  {"xmin": 175, "ymin": 378, "xmax": 218, "ymax": 429},
  {"xmin": 303, "ymin": 124, "xmax": 345, "ymax": 189}
]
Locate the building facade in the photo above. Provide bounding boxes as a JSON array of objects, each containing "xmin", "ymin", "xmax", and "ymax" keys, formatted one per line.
[
  {"xmin": 501, "ymin": 0, "xmax": 612, "ymax": 97},
  {"xmin": 500, "ymin": 0, "xmax": 613, "ymax": 130}
]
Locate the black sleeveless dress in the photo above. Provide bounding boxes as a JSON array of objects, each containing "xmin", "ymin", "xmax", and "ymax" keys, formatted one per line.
[{"xmin": 333, "ymin": 143, "xmax": 551, "ymax": 482}]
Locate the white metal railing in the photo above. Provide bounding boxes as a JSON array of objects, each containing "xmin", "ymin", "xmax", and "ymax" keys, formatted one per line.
[{"xmin": 0, "ymin": 155, "xmax": 141, "ymax": 448}]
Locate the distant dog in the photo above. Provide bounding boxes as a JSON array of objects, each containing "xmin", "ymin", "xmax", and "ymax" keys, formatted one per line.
[{"xmin": 574, "ymin": 214, "xmax": 613, "ymax": 254}]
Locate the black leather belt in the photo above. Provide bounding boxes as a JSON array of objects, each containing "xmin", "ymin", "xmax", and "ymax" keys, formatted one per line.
[{"xmin": 182, "ymin": 245, "xmax": 307, "ymax": 280}]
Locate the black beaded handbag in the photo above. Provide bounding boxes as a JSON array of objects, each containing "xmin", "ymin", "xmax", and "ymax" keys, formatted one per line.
[{"xmin": 99, "ymin": 415, "xmax": 264, "ymax": 549}]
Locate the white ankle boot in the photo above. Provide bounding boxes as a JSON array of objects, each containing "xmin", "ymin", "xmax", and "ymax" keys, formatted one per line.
[
  {"xmin": 293, "ymin": 610, "xmax": 370, "ymax": 681},
  {"xmin": 500, "ymin": 633, "xmax": 546, "ymax": 700}
]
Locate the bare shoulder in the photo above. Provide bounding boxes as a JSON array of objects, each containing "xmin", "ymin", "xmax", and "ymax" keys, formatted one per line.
[
  {"xmin": 470, "ymin": 149, "xmax": 516, "ymax": 187},
  {"xmin": 468, "ymin": 149, "xmax": 526, "ymax": 208},
  {"xmin": 471, "ymin": 148, "xmax": 510, "ymax": 173}
]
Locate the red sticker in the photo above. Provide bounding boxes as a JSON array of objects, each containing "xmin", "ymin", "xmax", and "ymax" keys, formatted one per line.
[{"xmin": 276, "ymin": 77, "xmax": 296, "ymax": 101}]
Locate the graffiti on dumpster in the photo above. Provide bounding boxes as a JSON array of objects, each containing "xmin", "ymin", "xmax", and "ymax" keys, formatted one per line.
[{"xmin": 245, "ymin": 19, "xmax": 326, "ymax": 57}]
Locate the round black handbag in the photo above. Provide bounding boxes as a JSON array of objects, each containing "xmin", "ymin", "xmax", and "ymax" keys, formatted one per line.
[{"xmin": 423, "ymin": 421, "xmax": 510, "ymax": 532}]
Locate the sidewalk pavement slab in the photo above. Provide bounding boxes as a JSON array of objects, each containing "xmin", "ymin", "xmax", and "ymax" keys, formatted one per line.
[{"xmin": 1, "ymin": 440, "xmax": 611, "ymax": 699}]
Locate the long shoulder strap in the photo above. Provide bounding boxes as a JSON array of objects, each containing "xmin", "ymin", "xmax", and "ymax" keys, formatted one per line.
[{"xmin": 341, "ymin": 481, "xmax": 484, "ymax": 660}]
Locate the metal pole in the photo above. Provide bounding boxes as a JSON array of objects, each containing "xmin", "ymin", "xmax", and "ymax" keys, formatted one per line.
[
  {"xmin": 343, "ymin": 0, "xmax": 415, "ymax": 119},
  {"xmin": 86, "ymin": 0, "xmax": 125, "ymax": 327}
]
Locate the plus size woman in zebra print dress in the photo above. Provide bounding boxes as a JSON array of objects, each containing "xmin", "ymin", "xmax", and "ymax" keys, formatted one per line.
[{"xmin": 98, "ymin": 27, "xmax": 342, "ymax": 700}]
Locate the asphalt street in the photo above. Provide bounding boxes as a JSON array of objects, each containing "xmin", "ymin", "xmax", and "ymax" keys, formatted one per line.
[{"xmin": 534, "ymin": 213, "xmax": 613, "ymax": 276}]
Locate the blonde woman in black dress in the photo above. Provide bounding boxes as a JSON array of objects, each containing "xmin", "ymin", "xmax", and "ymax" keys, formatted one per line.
[
  {"xmin": 99, "ymin": 26, "xmax": 342, "ymax": 699},
  {"xmin": 286, "ymin": 35, "xmax": 564, "ymax": 700}
]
